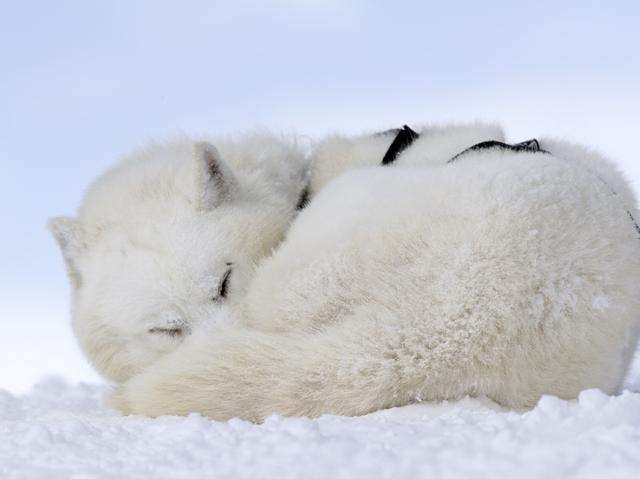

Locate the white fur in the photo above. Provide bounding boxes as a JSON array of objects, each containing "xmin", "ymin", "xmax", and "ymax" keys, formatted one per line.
[
  {"xmin": 49, "ymin": 133, "xmax": 308, "ymax": 382},
  {"xmin": 113, "ymin": 126, "xmax": 640, "ymax": 421},
  {"xmin": 308, "ymin": 122, "xmax": 504, "ymax": 193}
]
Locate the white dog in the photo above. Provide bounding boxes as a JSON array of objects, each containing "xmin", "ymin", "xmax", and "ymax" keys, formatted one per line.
[
  {"xmin": 49, "ymin": 123, "xmax": 499, "ymax": 384},
  {"xmin": 111, "ymin": 125, "xmax": 640, "ymax": 421},
  {"xmin": 49, "ymin": 133, "xmax": 308, "ymax": 382}
]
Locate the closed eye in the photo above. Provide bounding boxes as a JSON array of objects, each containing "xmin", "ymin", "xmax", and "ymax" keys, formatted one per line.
[
  {"xmin": 214, "ymin": 266, "xmax": 233, "ymax": 301},
  {"xmin": 148, "ymin": 327, "xmax": 183, "ymax": 338}
]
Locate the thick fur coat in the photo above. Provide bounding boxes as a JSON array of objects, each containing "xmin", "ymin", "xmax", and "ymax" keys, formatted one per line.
[
  {"xmin": 49, "ymin": 134, "xmax": 308, "ymax": 382},
  {"xmin": 104, "ymin": 125, "xmax": 640, "ymax": 421}
]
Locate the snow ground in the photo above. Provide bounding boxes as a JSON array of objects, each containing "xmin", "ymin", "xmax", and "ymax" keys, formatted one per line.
[{"xmin": 2, "ymin": 351, "xmax": 639, "ymax": 479}]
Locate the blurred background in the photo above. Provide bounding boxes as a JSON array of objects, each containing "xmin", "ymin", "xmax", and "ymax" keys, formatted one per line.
[{"xmin": 1, "ymin": 0, "xmax": 639, "ymax": 392}]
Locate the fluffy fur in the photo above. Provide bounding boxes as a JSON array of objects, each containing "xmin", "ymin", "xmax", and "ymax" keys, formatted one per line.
[
  {"xmin": 49, "ymin": 133, "xmax": 308, "ymax": 382},
  {"xmin": 112, "ymin": 126, "xmax": 640, "ymax": 421},
  {"xmin": 308, "ymin": 122, "xmax": 504, "ymax": 193}
]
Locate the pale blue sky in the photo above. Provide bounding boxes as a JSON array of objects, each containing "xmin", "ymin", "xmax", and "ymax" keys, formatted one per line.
[{"xmin": 1, "ymin": 0, "xmax": 639, "ymax": 390}]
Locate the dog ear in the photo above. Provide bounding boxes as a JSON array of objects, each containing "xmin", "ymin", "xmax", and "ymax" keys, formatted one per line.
[
  {"xmin": 47, "ymin": 216, "xmax": 84, "ymax": 288},
  {"xmin": 194, "ymin": 142, "xmax": 238, "ymax": 210}
]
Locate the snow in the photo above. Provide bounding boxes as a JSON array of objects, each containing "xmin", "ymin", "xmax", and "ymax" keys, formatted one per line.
[{"xmin": 2, "ymin": 351, "xmax": 639, "ymax": 479}]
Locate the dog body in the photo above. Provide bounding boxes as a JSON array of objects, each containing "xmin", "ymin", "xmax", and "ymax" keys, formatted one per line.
[{"xmin": 114, "ymin": 129, "xmax": 640, "ymax": 420}]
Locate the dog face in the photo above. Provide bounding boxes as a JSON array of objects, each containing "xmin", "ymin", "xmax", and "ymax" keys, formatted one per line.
[{"xmin": 50, "ymin": 140, "xmax": 299, "ymax": 382}]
